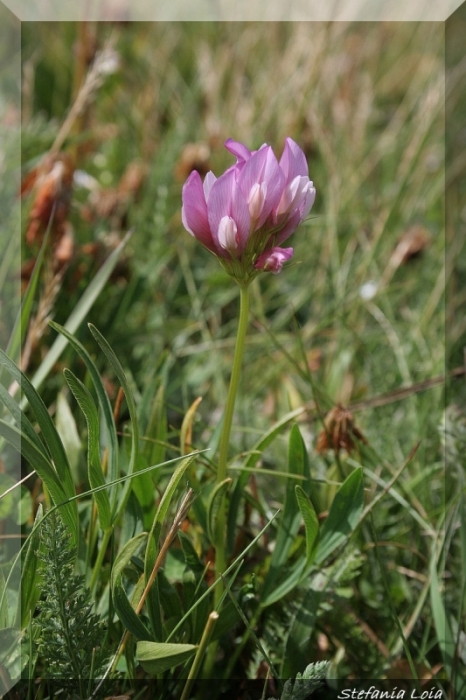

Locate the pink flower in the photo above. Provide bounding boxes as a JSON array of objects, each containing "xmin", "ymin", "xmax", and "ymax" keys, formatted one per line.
[
  {"xmin": 181, "ymin": 137, "xmax": 315, "ymax": 283},
  {"xmin": 254, "ymin": 247, "xmax": 294, "ymax": 274}
]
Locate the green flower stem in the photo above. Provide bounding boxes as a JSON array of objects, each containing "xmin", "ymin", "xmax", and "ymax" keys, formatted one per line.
[
  {"xmin": 214, "ymin": 282, "xmax": 250, "ymax": 594},
  {"xmin": 204, "ymin": 283, "xmax": 250, "ymax": 680}
]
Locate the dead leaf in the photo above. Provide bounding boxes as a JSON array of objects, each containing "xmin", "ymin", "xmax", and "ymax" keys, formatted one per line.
[
  {"xmin": 22, "ymin": 152, "xmax": 74, "ymax": 249},
  {"xmin": 316, "ymin": 404, "xmax": 367, "ymax": 455}
]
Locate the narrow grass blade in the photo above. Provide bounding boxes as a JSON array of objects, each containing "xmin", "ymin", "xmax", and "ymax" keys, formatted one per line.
[
  {"xmin": 88, "ymin": 322, "xmax": 138, "ymax": 516},
  {"xmin": 0, "ymin": 382, "xmax": 47, "ymax": 456},
  {"xmin": 5, "ymin": 219, "xmax": 51, "ymax": 364},
  {"xmin": 17, "ymin": 505, "xmax": 43, "ymax": 627},
  {"xmin": 0, "ymin": 421, "xmax": 78, "ymax": 544},
  {"xmin": 28, "ymin": 230, "xmax": 132, "ymax": 394},
  {"xmin": 430, "ymin": 543, "xmax": 455, "ymax": 679},
  {"xmin": 64, "ymin": 369, "xmax": 112, "ymax": 530},
  {"xmin": 49, "ymin": 322, "xmax": 119, "ymax": 495},
  {"xmin": 207, "ymin": 478, "xmax": 231, "ymax": 544},
  {"xmin": 0, "ymin": 350, "xmax": 76, "ymax": 503}
]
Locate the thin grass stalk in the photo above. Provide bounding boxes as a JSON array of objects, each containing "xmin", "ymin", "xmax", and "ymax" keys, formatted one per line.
[{"xmin": 180, "ymin": 612, "xmax": 219, "ymax": 700}]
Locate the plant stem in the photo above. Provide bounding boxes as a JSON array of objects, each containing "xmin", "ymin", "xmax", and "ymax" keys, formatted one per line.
[
  {"xmin": 214, "ymin": 282, "xmax": 250, "ymax": 596},
  {"xmin": 203, "ymin": 284, "xmax": 250, "ymax": 680},
  {"xmin": 180, "ymin": 612, "xmax": 219, "ymax": 700}
]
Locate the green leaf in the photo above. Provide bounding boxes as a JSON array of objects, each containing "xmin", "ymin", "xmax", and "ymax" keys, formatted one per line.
[
  {"xmin": 315, "ymin": 467, "xmax": 364, "ymax": 565},
  {"xmin": 49, "ymin": 322, "xmax": 119, "ymax": 498},
  {"xmin": 144, "ymin": 455, "xmax": 195, "ymax": 578},
  {"xmin": 0, "ymin": 561, "xmax": 10, "ymax": 627},
  {"xmin": 18, "ymin": 505, "xmax": 43, "ymax": 627},
  {"xmin": 143, "ymin": 456, "xmax": 194, "ymax": 637},
  {"xmin": 142, "ymin": 383, "xmax": 167, "ymax": 470},
  {"xmin": 0, "ymin": 382, "xmax": 46, "ymax": 456},
  {"xmin": 0, "ymin": 420, "xmax": 78, "ymax": 545},
  {"xmin": 295, "ymin": 485, "xmax": 319, "ymax": 565},
  {"xmin": 28, "ymin": 231, "xmax": 132, "ymax": 395},
  {"xmin": 64, "ymin": 369, "xmax": 112, "ymax": 531},
  {"xmin": 112, "ymin": 532, "xmax": 148, "ymax": 584},
  {"xmin": 131, "ymin": 454, "xmax": 157, "ymax": 531},
  {"xmin": 5, "ymin": 221, "xmax": 50, "ymax": 365},
  {"xmin": 0, "ymin": 350, "xmax": 76, "ymax": 506},
  {"xmin": 156, "ymin": 570, "xmax": 183, "ymax": 624},
  {"xmin": 112, "ymin": 584, "xmax": 154, "ymax": 642},
  {"xmin": 55, "ymin": 390, "xmax": 83, "ymax": 485},
  {"xmin": 261, "ymin": 558, "xmax": 307, "ymax": 608},
  {"xmin": 88, "ymin": 323, "xmax": 139, "ymax": 516},
  {"xmin": 262, "ymin": 424, "xmax": 309, "ymax": 599},
  {"xmin": 111, "ymin": 532, "xmax": 153, "ymax": 641},
  {"xmin": 430, "ymin": 547, "xmax": 455, "ymax": 678},
  {"xmin": 178, "ymin": 531, "xmax": 205, "ymax": 576},
  {"xmin": 209, "ymin": 600, "xmax": 240, "ymax": 643},
  {"xmin": 136, "ymin": 641, "xmax": 197, "ymax": 675},
  {"xmin": 207, "ymin": 478, "xmax": 231, "ymax": 544}
]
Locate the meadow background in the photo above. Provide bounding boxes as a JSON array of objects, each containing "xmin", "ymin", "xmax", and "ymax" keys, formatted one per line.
[{"xmin": 1, "ymin": 19, "xmax": 464, "ymax": 697}]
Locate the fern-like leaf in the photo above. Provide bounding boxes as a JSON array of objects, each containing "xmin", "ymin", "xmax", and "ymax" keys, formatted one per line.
[
  {"xmin": 35, "ymin": 511, "xmax": 107, "ymax": 695},
  {"xmin": 270, "ymin": 661, "xmax": 329, "ymax": 700}
]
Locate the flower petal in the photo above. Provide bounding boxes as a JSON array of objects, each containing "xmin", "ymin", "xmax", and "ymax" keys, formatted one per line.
[
  {"xmin": 218, "ymin": 216, "xmax": 239, "ymax": 252},
  {"xmin": 207, "ymin": 169, "xmax": 250, "ymax": 254},
  {"xmin": 260, "ymin": 148, "xmax": 285, "ymax": 220},
  {"xmin": 181, "ymin": 171, "xmax": 215, "ymax": 251},
  {"xmin": 254, "ymin": 246, "xmax": 293, "ymax": 273},
  {"xmin": 225, "ymin": 138, "xmax": 252, "ymax": 163},
  {"xmin": 279, "ymin": 137, "xmax": 309, "ymax": 182},
  {"xmin": 231, "ymin": 178, "xmax": 251, "ymax": 251},
  {"xmin": 238, "ymin": 146, "xmax": 284, "ymax": 228},
  {"xmin": 207, "ymin": 169, "xmax": 236, "ymax": 252},
  {"xmin": 298, "ymin": 181, "xmax": 316, "ymax": 220},
  {"xmin": 203, "ymin": 171, "xmax": 217, "ymax": 200}
]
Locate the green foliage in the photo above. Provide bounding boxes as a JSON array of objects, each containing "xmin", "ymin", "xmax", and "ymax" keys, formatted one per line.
[
  {"xmin": 315, "ymin": 467, "xmax": 364, "ymax": 565},
  {"xmin": 136, "ymin": 641, "xmax": 197, "ymax": 675},
  {"xmin": 64, "ymin": 368, "xmax": 112, "ymax": 530},
  {"xmin": 34, "ymin": 511, "xmax": 107, "ymax": 687},
  {"xmin": 0, "ymin": 348, "xmax": 79, "ymax": 545},
  {"xmin": 270, "ymin": 661, "xmax": 329, "ymax": 700}
]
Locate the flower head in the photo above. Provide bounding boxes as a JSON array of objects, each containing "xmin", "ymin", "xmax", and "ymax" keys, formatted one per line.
[{"xmin": 181, "ymin": 137, "xmax": 315, "ymax": 284}]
